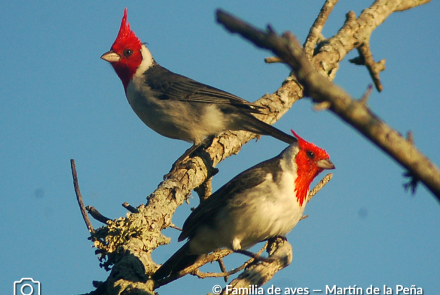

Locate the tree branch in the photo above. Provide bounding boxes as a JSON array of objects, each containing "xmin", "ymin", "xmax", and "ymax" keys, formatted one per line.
[
  {"xmin": 86, "ymin": 206, "xmax": 111, "ymax": 224},
  {"xmin": 216, "ymin": 0, "xmax": 440, "ymax": 202},
  {"xmin": 154, "ymin": 249, "xmax": 234, "ymax": 288},
  {"xmin": 71, "ymin": 159, "xmax": 94, "ymax": 233},
  {"xmin": 194, "ymin": 243, "xmax": 267, "ymax": 279},
  {"xmin": 122, "ymin": 202, "xmax": 139, "ymax": 213},
  {"xmin": 220, "ymin": 237, "xmax": 292, "ymax": 295},
  {"xmin": 395, "ymin": 0, "xmax": 430, "ymax": 11},
  {"xmin": 303, "ymin": 0, "xmax": 339, "ymax": 59},
  {"xmin": 307, "ymin": 173, "xmax": 333, "ymax": 203},
  {"xmin": 349, "ymin": 42, "xmax": 386, "ymax": 92}
]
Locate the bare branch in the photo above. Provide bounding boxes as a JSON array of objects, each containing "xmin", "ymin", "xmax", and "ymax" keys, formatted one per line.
[
  {"xmin": 195, "ymin": 243, "xmax": 268, "ymax": 279},
  {"xmin": 264, "ymin": 56, "xmax": 283, "ymax": 63},
  {"xmin": 313, "ymin": 101, "xmax": 331, "ymax": 111},
  {"xmin": 154, "ymin": 249, "xmax": 233, "ymax": 288},
  {"xmin": 359, "ymin": 84, "xmax": 374, "ymax": 105},
  {"xmin": 300, "ymin": 215, "xmax": 309, "ymax": 221},
  {"xmin": 303, "ymin": 0, "xmax": 339, "ymax": 59},
  {"xmin": 221, "ymin": 238, "xmax": 292, "ymax": 294},
  {"xmin": 395, "ymin": 0, "xmax": 430, "ymax": 11},
  {"xmin": 216, "ymin": 2, "xmax": 440, "ymax": 201},
  {"xmin": 86, "ymin": 206, "xmax": 111, "ymax": 224},
  {"xmin": 169, "ymin": 224, "xmax": 182, "ymax": 231},
  {"xmin": 350, "ymin": 43, "xmax": 386, "ymax": 92},
  {"xmin": 71, "ymin": 159, "xmax": 94, "ymax": 233},
  {"xmin": 217, "ymin": 258, "xmax": 229, "ymax": 281},
  {"xmin": 406, "ymin": 131, "xmax": 414, "ymax": 145},
  {"xmin": 122, "ymin": 202, "xmax": 139, "ymax": 213},
  {"xmin": 307, "ymin": 173, "xmax": 334, "ymax": 203}
]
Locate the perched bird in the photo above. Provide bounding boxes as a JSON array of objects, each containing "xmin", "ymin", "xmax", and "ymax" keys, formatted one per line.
[
  {"xmin": 101, "ymin": 8, "xmax": 296, "ymax": 176},
  {"xmin": 152, "ymin": 130, "xmax": 334, "ymax": 281}
]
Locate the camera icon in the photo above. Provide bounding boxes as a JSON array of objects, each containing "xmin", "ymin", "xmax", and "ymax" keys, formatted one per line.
[{"xmin": 13, "ymin": 278, "xmax": 41, "ymax": 295}]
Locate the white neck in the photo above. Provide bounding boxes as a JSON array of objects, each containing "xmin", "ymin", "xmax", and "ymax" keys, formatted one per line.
[
  {"xmin": 135, "ymin": 44, "xmax": 154, "ymax": 77},
  {"xmin": 279, "ymin": 143, "xmax": 299, "ymax": 173}
]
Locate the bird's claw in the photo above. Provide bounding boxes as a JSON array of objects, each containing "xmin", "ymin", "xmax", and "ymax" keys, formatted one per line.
[{"xmin": 403, "ymin": 171, "xmax": 419, "ymax": 195}]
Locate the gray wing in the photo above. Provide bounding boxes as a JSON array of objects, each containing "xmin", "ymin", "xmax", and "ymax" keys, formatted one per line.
[
  {"xmin": 144, "ymin": 63, "xmax": 265, "ymax": 114},
  {"xmin": 178, "ymin": 156, "xmax": 282, "ymax": 242}
]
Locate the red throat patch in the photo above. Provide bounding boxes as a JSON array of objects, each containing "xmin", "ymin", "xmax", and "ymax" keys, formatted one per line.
[{"xmin": 290, "ymin": 130, "xmax": 331, "ymax": 206}]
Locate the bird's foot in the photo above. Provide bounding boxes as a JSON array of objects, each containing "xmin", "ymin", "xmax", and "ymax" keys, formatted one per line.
[
  {"xmin": 271, "ymin": 235, "xmax": 288, "ymax": 242},
  {"xmin": 403, "ymin": 171, "xmax": 419, "ymax": 195},
  {"xmin": 163, "ymin": 137, "xmax": 218, "ymax": 180},
  {"xmin": 163, "ymin": 144, "xmax": 201, "ymax": 180}
]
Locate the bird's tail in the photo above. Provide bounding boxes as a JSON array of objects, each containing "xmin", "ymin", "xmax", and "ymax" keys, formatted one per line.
[
  {"xmin": 243, "ymin": 114, "xmax": 297, "ymax": 145},
  {"xmin": 152, "ymin": 242, "xmax": 201, "ymax": 282}
]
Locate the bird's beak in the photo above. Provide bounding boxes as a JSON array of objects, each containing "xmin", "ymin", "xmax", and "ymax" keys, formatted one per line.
[
  {"xmin": 101, "ymin": 50, "xmax": 120, "ymax": 63},
  {"xmin": 317, "ymin": 159, "xmax": 335, "ymax": 170}
]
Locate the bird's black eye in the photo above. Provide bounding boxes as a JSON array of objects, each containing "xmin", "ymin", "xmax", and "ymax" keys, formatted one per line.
[
  {"xmin": 123, "ymin": 49, "xmax": 133, "ymax": 57},
  {"xmin": 306, "ymin": 150, "xmax": 315, "ymax": 159}
]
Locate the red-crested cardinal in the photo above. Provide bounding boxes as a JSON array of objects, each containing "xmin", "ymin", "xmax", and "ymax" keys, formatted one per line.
[
  {"xmin": 152, "ymin": 130, "xmax": 334, "ymax": 281},
  {"xmin": 101, "ymin": 9, "xmax": 296, "ymax": 176}
]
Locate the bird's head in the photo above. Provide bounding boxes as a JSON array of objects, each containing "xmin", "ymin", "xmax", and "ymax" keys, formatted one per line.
[
  {"xmin": 290, "ymin": 129, "xmax": 335, "ymax": 206},
  {"xmin": 101, "ymin": 8, "xmax": 143, "ymax": 91}
]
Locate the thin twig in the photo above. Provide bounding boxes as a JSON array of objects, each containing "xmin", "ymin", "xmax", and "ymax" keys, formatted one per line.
[
  {"xmin": 86, "ymin": 206, "xmax": 111, "ymax": 224},
  {"xmin": 122, "ymin": 202, "xmax": 139, "ymax": 213},
  {"xmin": 359, "ymin": 84, "xmax": 374, "ymax": 105},
  {"xmin": 195, "ymin": 259, "xmax": 250, "ymax": 279},
  {"xmin": 303, "ymin": 0, "xmax": 339, "ymax": 59},
  {"xmin": 313, "ymin": 101, "xmax": 331, "ymax": 111},
  {"xmin": 406, "ymin": 131, "xmax": 414, "ymax": 145},
  {"xmin": 195, "ymin": 243, "xmax": 268, "ymax": 279},
  {"xmin": 154, "ymin": 249, "xmax": 233, "ymax": 288},
  {"xmin": 217, "ymin": 258, "xmax": 229, "ymax": 282},
  {"xmin": 169, "ymin": 224, "xmax": 183, "ymax": 231},
  {"xmin": 350, "ymin": 43, "xmax": 385, "ymax": 92},
  {"xmin": 156, "ymin": 242, "xmax": 267, "ymax": 288},
  {"xmin": 307, "ymin": 173, "xmax": 333, "ymax": 203},
  {"xmin": 299, "ymin": 215, "xmax": 309, "ymax": 221},
  {"xmin": 264, "ymin": 56, "xmax": 283, "ymax": 63},
  {"xmin": 70, "ymin": 159, "xmax": 94, "ymax": 233},
  {"xmin": 222, "ymin": 238, "xmax": 292, "ymax": 294}
]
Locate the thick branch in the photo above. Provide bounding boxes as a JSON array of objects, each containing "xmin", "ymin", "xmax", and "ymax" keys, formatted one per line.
[{"xmin": 216, "ymin": 2, "xmax": 440, "ymax": 202}]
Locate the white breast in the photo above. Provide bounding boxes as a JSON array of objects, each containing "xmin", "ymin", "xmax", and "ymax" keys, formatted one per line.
[{"xmin": 188, "ymin": 168, "xmax": 306, "ymax": 254}]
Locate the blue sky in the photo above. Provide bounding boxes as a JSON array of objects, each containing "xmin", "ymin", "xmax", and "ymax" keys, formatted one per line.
[{"xmin": 1, "ymin": 1, "xmax": 439, "ymax": 294}]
